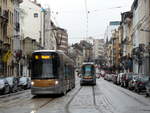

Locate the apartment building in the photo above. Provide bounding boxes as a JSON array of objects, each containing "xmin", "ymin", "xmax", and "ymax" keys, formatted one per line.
[{"xmin": 131, "ymin": 0, "xmax": 150, "ymax": 74}]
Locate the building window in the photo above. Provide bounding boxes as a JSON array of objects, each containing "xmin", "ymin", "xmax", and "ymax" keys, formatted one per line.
[
  {"xmin": 12, "ymin": 13, "xmax": 13, "ymax": 24},
  {"xmin": 34, "ymin": 13, "xmax": 38, "ymax": 18}
]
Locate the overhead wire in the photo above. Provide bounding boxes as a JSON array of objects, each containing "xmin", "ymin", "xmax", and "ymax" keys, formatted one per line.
[{"xmin": 84, "ymin": 0, "xmax": 89, "ymax": 39}]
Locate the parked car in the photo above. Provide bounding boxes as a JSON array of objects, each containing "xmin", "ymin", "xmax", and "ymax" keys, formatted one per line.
[
  {"xmin": 19, "ymin": 77, "xmax": 31, "ymax": 90},
  {"xmin": 112, "ymin": 74, "xmax": 118, "ymax": 84},
  {"xmin": 120, "ymin": 73, "xmax": 126, "ymax": 87},
  {"xmin": 104, "ymin": 73, "xmax": 109, "ymax": 80},
  {"xmin": 100, "ymin": 70, "xmax": 105, "ymax": 77},
  {"xmin": 0, "ymin": 77, "xmax": 10, "ymax": 94},
  {"xmin": 117, "ymin": 73, "xmax": 124, "ymax": 85},
  {"xmin": 128, "ymin": 74, "xmax": 139, "ymax": 90},
  {"xmin": 107, "ymin": 74, "xmax": 113, "ymax": 81},
  {"xmin": 6, "ymin": 77, "xmax": 19, "ymax": 93},
  {"xmin": 123, "ymin": 73, "xmax": 134, "ymax": 88},
  {"xmin": 134, "ymin": 75, "xmax": 149, "ymax": 93},
  {"xmin": 145, "ymin": 77, "xmax": 150, "ymax": 96}
]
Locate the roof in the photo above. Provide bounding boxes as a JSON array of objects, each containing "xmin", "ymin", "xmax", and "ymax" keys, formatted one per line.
[
  {"xmin": 33, "ymin": 50, "xmax": 64, "ymax": 54},
  {"xmin": 131, "ymin": 0, "xmax": 138, "ymax": 11},
  {"xmin": 29, "ymin": 0, "xmax": 41, "ymax": 8},
  {"xmin": 33, "ymin": 49, "xmax": 74, "ymax": 63},
  {"xmin": 82, "ymin": 62, "xmax": 95, "ymax": 65}
]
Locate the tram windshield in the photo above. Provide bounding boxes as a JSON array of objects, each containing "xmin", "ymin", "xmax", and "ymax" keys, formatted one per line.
[
  {"xmin": 82, "ymin": 65, "xmax": 95, "ymax": 76},
  {"xmin": 31, "ymin": 52, "xmax": 59, "ymax": 79}
]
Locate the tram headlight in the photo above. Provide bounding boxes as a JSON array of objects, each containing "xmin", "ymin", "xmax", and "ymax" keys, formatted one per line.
[
  {"xmin": 31, "ymin": 81, "xmax": 34, "ymax": 86},
  {"xmin": 55, "ymin": 80, "xmax": 59, "ymax": 85}
]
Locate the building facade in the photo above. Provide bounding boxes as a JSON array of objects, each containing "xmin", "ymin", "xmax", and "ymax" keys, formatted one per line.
[
  {"xmin": 104, "ymin": 21, "xmax": 120, "ymax": 41},
  {"xmin": 112, "ymin": 30, "xmax": 120, "ymax": 71},
  {"xmin": 120, "ymin": 11, "xmax": 133, "ymax": 72},
  {"xmin": 55, "ymin": 27, "xmax": 68, "ymax": 53},
  {"xmin": 105, "ymin": 21, "xmax": 120, "ymax": 67},
  {"xmin": 20, "ymin": 0, "xmax": 42, "ymax": 43},
  {"xmin": 12, "ymin": 0, "xmax": 23, "ymax": 77},
  {"xmin": 43, "ymin": 9, "xmax": 57, "ymax": 50},
  {"xmin": 93, "ymin": 39, "xmax": 105, "ymax": 59},
  {"xmin": 23, "ymin": 37, "xmax": 42, "ymax": 76},
  {"xmin": 121, "ymin": 11, "xmax": 133, "ymax": 57},
  {"xmin": 0, "ymin": 0, "xmax": 14, "ymax": 76},
  {"xmin": 131, "ymin": 0, "xmax": 150, "ymax": 74}
]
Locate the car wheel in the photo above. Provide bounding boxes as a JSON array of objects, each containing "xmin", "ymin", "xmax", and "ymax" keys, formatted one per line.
[
  {"xmin": 4, "ymin": 86, "xmax": 9, "ymax": 94},
  {"xmin": 146, "ymin": 93, "xmax": 149, "ymax": 97},
  {"xmin": 136, "ymin": 88, "xmax": 140, "ymax": 93},
  {"xmin": 12, "ymin": 87, "xmax": 16, "ymax": 93},
  {"xmin": 128, "ymin": 87, "xmax": 131, "ymax": 90},
  {"xmin": 134, "ymin": 87, "xmax": 137, "ymax": 92},
  {"xmin": 121, "ymin": 83, "xmax": 123, "ymax": 87}
]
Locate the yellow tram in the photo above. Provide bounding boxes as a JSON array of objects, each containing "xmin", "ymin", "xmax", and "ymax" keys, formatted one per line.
[{"xmin": 31, "ymin": 50, "xmax": 75, "ymax": 95}]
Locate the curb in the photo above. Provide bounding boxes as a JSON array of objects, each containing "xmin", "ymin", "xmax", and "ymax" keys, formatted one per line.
[{"xmin": 0, "ymin": 89, "xmax": 30, "ymax": 98}]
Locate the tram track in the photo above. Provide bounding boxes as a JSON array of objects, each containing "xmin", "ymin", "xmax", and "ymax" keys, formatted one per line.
[
  {"xmin": 92, "ymin": 86, "xmax": 115, "ymax": 113},
  {"xmin": 24, "ymin": 97, "xmax": 55, "ymax": 113},
  {"xmin": 92, "ymin": 86, "xmax": 104, "ymax": 113},
  {"xmin": 65, "ymin": 86, "xmax": 82, "ymax": 113}
]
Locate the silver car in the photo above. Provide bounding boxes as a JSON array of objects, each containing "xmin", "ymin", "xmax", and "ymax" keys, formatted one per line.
[
  {"xmin": 0, "ymin": 77, "xmax": 10, "ymax": 94},
  {"xmin": 146, "ymin": 77, "xmax": 150, "ymax": 96}
]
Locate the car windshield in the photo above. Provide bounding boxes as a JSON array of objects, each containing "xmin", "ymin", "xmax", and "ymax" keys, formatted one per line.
[
  {"xmin": 127, "ymin": 74, "xmax": 133, "ymax": 79},
  {"xmin": 140, "ymin": 76, "xmax": 149, "ymax": 82},
  {"xmin": 0, "ymin": 79, "xmax": 4, "ymax": 84},
  {"xmin": 19, "ymin": 77, "xmax": 27, "ymax": 83},
  {"xmin": 6, "ymin": 77, "xmax": 13, "ymax": 85}
]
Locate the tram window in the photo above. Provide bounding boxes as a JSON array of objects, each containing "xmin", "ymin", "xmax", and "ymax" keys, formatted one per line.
[
  {"xmin": 31, "ymin": 53, "xmax": 59, "ymax": 79},
  {"xmin": 82, "ymin": 65, "xmax": 95, "ymax": 76}
]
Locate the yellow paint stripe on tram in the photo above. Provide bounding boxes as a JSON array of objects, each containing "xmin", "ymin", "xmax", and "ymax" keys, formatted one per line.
[{"xmin": 32, "ymin": 79, "xmax": 56, "ymax": 87}]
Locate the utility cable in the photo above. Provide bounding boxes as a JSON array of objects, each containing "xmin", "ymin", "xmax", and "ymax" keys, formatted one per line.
[{"xmin": 84, "ymin": 0, "xmax": 89, "ymax": 40}]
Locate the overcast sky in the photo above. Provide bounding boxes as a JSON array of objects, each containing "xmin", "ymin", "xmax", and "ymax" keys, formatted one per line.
[{"xmin": 37, "ymin": 0, "xmax": 134, "ymax": 44}]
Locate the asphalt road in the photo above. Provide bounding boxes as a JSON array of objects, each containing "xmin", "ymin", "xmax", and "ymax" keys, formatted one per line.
[{"xmin": 0, "ymin": 78, "xmax": 150, "ymax": 113}]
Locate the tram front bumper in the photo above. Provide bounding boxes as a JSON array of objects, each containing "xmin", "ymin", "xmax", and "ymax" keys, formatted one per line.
[
  {"xmin": 80, "ymin": 79, "xmax": 96, "ymax": 84},
  {"xmin": 31, "ymin": 86, "xmax": 62, "ymax": 95}
]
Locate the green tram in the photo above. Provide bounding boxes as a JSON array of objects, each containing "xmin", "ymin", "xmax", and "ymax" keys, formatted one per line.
[
  {"xmin": 80, "ymin": 62, "xmax": 96, "ymax": 86},
  {"xmin": 31, "ymin": 50, "xmax": 75, "ymax": 95}
]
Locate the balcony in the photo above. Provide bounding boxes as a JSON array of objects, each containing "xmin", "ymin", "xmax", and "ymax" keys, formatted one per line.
[
  {"xmin": 3, "ymin": 41, "xmax": 10, "ymax": 52},
  {"xmin": 0, "ymin": 10, "xmax": 8, "ymax": 22}
]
